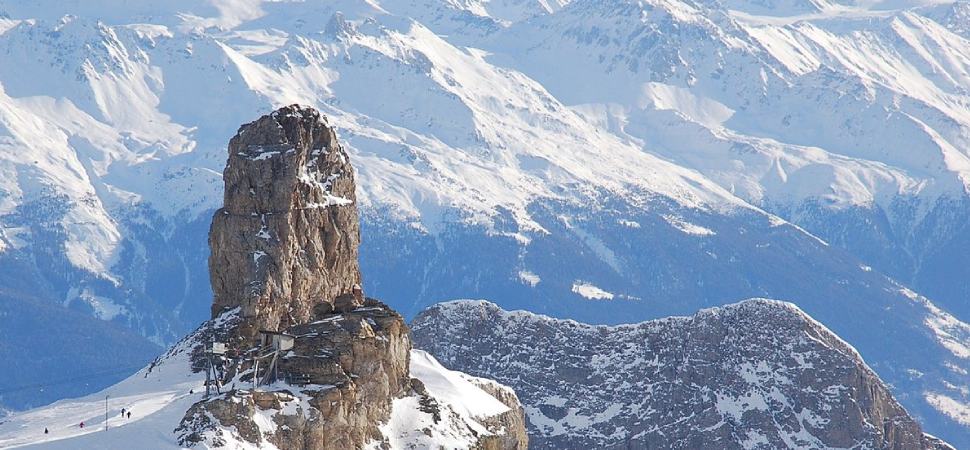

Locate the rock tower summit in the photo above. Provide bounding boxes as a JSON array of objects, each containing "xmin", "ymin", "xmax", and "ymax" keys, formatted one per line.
[{"xmin": 209, "ymin": 105, "xmax": 363, "ymax": 336}]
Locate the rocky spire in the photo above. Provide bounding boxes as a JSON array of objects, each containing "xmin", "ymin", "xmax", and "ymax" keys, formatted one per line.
[
  {"xmin": 182, "ymin": 106, "xmax": 528, "ymax": 450},
  {"xmin": 208, "ymin": 105, "xmax": 362, "ymax": 336}
]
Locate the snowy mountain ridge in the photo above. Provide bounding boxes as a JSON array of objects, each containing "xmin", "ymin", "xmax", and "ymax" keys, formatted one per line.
[
  {"xmin": 412, "ymin": 299, "xmax": 957, "ymax": 449},
  {"xmin": 2, "ymin": 0, "xmax": 969, "ymax": 266},
  {"xmin": 2, "ymin": 0, "xmax": 969, "ymax": 275}
]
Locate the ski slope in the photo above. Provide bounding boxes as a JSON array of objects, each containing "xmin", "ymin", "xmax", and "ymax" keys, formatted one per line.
[
  {"xmin": 0, "ymin": 337, "xmax": 511, "ymax": 450},
  {"xmin": 0, "ymin": 334, "xmax": 204, "ymax": 449}
]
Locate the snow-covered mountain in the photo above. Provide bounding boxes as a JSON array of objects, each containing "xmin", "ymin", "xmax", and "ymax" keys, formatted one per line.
[
  {"xmin": 0, "ymin": 0, "xmax": 969, "ymax": 445},
  {"xmin": 413, "ymin": 299, "xmax": 956, "ymax": 449}
]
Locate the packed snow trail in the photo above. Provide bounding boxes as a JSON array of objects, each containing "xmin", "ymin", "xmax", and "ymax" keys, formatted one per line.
[{"xmin": 0, "ymin": 339, "xmax": 205, "ymax": 449}]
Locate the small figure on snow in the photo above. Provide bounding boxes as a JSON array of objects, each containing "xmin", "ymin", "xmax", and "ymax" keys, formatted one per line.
[
  {"xmin": 126, "ymin": 411, "xmax": 131, "ymax": 419},
  {"xmin": 79, "ymin": 422, "xmax": 84, "ymax": 429},
  {"xmin": 44, "ymin": 427, "xmax": 48, "ymax": 434},
  {"xmin": 121, "ymin": 407, "xmax": 126, "ymax": 418}
]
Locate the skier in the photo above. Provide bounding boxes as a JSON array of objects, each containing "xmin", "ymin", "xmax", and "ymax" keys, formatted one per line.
[
  {"xmin": 44, "ymin": 427, "xmax": 48, "ymax": 434},
  {"xmin": 79, "ymin": 422, "xmax": 84, "ymax": 429},
  {"xmin": 121, "ymin": 407, "xmax": 126, "ymax": 418},
  {"xmin": 127, "ymin": 411, "xmax": 131, "ymax": 419}
]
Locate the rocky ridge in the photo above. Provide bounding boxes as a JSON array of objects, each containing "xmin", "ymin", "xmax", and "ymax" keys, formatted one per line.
[
  {"xmin": 412, "ymin": 299, "xmax": 954, "ymax": 450},
  {"xmin": 177, "ymin": 105, "xmax": 527, "ymax": 449}
]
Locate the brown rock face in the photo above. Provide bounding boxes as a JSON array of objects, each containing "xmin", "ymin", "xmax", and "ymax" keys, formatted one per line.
[
  {"xmin": 269, "ymin": 301, "xmax": 411, "ymax": 449},
  {"xmin": 209, "ymin": 104, "xmax": 361, "ymax": 336},
  {"xmin": 178, "ymin": 300, "xmax": 412, "ymax": 450}
]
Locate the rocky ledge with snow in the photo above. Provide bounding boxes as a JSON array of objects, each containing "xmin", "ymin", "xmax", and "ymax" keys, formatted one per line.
[
  {"xmin": 172, "ymin": 299, "xmax": 528, "ymax": 449},
  {"xmin": 413, "ymin": 299, "xmax": 954, "ymax": 450},
  {"xmin": 0, "ymin": 317, "xmax": 526, "ymax": 450}
]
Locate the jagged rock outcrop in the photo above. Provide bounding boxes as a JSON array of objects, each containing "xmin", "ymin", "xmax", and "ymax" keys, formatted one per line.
[
  {"xmin": 178, "ymin": 105, "xmax": 527, "ymax": 450},
  {"xmin": 466, "ymin": 377, "xmax": 530, "ymax": 450},
  {"xmin": 209, "ymin": 104, "xmax": 361, "ymax": 338},
  {"xmin": 177, "ymin": 300, "xmax": 411, "ymax": 450},
  {"xmin": 412, "ymin": 299, "xmax": 954, "ymax": 450}
]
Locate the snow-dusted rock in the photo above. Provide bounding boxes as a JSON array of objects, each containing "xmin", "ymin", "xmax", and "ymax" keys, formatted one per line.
[
  {"xmin": 174, "ymin": 301, "xmax": 526, "ymax": 450},
  {"xmin": 172, "ymin": 106, "xmax": 526, "ymax": 450},
  {"xmin": 209, "ymin": 105, "xmax": 361, "ymax": 337},
  {"xmin": 0, "ymin": 105, "xmax": 527, "ymax": 450},
  {"xmin": 0, "ymin": 321, "xmax": 524, "ymax": 450},
  {"xmin": 413, "ymin": 299, "xmax": 955, "ymax": 450}
]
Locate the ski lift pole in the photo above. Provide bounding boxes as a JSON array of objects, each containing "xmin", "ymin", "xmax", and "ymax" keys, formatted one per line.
[
  {"xmin": 205, "ymin": 339, "xmax": 212, "ymax": 399},
  {"xmin": 104, "ymin": 394, "xmax": 108, "ymax": 431},
  {"xmin": 205, "ymin": 323, "xmax": 213, "ymax": 399}
]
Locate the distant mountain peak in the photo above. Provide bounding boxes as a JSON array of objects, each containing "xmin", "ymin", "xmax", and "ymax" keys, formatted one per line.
[{"xmin": 413, "ymin": 299, "xmax": 956, "ymax": 449}]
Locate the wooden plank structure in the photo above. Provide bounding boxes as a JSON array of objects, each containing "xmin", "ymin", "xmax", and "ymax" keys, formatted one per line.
[{"xmin": 254, "ymin": 330, "xmax": 296, "ymax": 388}]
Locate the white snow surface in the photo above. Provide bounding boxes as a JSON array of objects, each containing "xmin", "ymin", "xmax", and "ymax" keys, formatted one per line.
[
  {"xmin": 409, "ymin": 349, "xmax": 510, "ymax": 419},
  {"xmin": 0, "ymin": 337, "xmax": 515, "ymax": 449},
  {"xmin": 373, "ymin": 350, "xmax": 515, "ymax": 449},
  {"xmin": 571, "ymin": 281, "xmax": 615, "ymax": 300},
  {"xmin": 0, "ymin": 329, "xmax": 205, "ymax": 449},
  {"xmin": 662, "ymin": 214, "xmax": 717, "ymax": 236},
  {"xmin": 518, "ymin": 270, "xmax": 540, "ymax": 286},
  {"xmin": 926, "ymin": 392, "xmax": 970, "ymax": 427}
]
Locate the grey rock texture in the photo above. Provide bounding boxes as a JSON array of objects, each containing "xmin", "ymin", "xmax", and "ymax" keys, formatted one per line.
[
  {"xmin": 179, "ymin": 105, "xmax": 526, "ymax": 449},
  {"xmin": 467, "ymin": 377, "xmax": 530, "ymax": 450},
  {"xmin": 209, "ymin": 104, "xmax": 361, "ymax": 339},
  {"xmin": 412, "ymin": 299, "xmax": 954, "ymax": 450}
]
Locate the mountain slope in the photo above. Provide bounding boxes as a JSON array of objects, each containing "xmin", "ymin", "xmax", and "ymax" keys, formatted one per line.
[
  {"xmin": 0, "ymin": 333, "xmax": 522, "ymax": 450},
  {"xmin": 477, "ymin": 0, "xmax": 970, "ymax": 315},
  {"xmin": 0, "ymin": 288, "xmax": 160, "ymax": 412}
]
